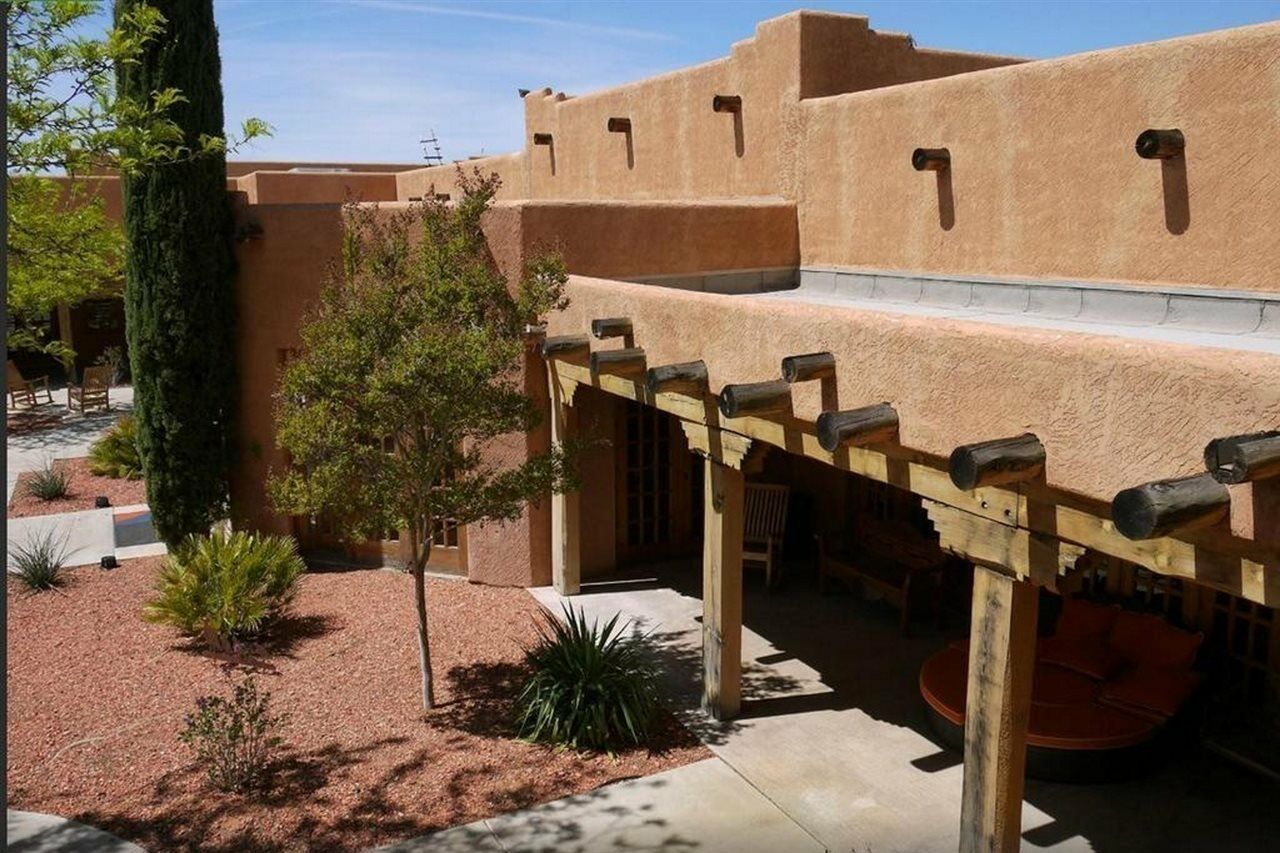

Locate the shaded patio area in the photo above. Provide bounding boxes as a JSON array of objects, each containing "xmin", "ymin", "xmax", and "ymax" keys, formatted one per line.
[{"xmin": 532, "ymin": 560, "xmax": 1277, "ymax": 852}]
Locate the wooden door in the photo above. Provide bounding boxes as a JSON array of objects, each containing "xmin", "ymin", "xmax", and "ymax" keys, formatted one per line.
[{"xmin": 615, "ymin": 401, "xmax": 698, "ymax": 566}]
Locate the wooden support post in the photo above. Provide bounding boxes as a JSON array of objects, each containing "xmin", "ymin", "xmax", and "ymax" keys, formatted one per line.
[
  {"xmin": 701, "ymin": 454, "xmax": 745, "ymax": 720},
  {"xmin": 549, "ymin": 367, "xmax": 580, "ymax": 596},
  {"xmin": 961, "ymin": 565, "xmax": 1038, "ymax": 853},
  {"xmin": 1112, "ymin": 474, "xmax": 1231, "ymax": 540},
  {"xmin": 591, "ymin": 316, "xmax": 633, "ymax": 348},
  {"xmin": 646, "ymin": 360, "xmax": 709, "ymax": 397},
  {"xmin": 589, "ymin": 347, "xmax": 646, "ymax": 380},
  {"xmin": 949, "ymin": 434, "xmax": 1046, "ymax": 491},
  {"xmin": 816, "ymin": 403, "xmax": 899, "ymax": 452},
  {"xmin": 1204, "ymin": 431, "xmax": 1280, "ymax": 484},
  {"xmin": 718, "ymin": 380, "xmax": 792, "ymax": 419}
]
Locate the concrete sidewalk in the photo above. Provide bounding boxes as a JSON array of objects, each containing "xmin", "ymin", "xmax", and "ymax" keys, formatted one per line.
[
  {"xmin": 7, "ymin": 810, "xmax": 143, "ymax": 853},
  {"xmin": 376, "ymin": 758, "xmax": 824, "ymax": 853}
]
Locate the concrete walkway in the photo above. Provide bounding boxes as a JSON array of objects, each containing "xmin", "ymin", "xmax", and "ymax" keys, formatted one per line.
[
  {"xmin": 7, "ymin": 386, "xmax": 134, "ymax": 502},
  {"xmin": 6, "ymin": 810, "xmax": 143, "ymax": 853}
]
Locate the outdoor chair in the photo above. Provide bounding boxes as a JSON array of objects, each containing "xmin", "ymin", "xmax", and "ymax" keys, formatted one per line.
[
  {"xmin": 743, "ymin": 482, "xmax": 790, "ymax": 589},
  {"xmin": 67, "ymin": 365, "xmax": 112, "ymax": 414},
  {"xmin": 7, "ymin": 360, "xmax": 53, "ymax": 408}
]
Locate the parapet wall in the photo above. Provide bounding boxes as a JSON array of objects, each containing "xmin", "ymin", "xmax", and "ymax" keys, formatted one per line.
[{"xmin": 233, "ymin": 170, "xmax": 401, "ymax": 204}]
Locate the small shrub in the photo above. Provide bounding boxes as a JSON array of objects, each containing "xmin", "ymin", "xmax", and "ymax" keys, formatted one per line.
[
  {"xmin": 88, "ymin": 415, "xmax": 143, "ymax": 479},
  {"xmin": 24, "ymin": 460, "xmax": 70, "ymax": 501},
  {"xmin": 180, "ymin": 676, "xmax": 285, "ymax": 792},
  {"xmin": 515, "ymin": 604, "xmax": 660, "ymax": 752},
  {"xmin": 9, "ymin": 527, "xmax": 69, "ymax": 591},
  {"xmin": 143, "ymin": 531, "xmax": 307, "ymax": 649}
]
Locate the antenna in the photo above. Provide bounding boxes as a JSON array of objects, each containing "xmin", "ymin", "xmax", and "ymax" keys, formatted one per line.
[{"xmin": 420, "ymin": 129, "xmax": 444, "ymax": 166}]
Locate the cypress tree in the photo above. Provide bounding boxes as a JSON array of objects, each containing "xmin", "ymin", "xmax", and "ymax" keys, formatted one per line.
[{"xmin": 115, "ymin": 0, "xmax": 237, "ymax": 545}]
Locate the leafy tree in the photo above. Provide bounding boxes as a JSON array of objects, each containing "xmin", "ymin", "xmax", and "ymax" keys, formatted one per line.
[
  {"xmin": 271, "ymin": 171, "xmax": 579, "ymax": 710},
  {"xmin": 5, "ymin": 0, "xmax": 267, "ymax": 360},
  {"xmin": 114, "ymin": 0, "xmax": 244, "ymax": 543}
]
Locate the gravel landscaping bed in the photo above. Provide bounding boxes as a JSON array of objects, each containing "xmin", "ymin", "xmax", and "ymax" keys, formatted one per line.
[
  {"xmin": 8, "ymin": 457, "xmax": 147, "ymax": 517},
  {"xmin": 6, "ymin": 558, "xmax": 709, "ymax": 852}
]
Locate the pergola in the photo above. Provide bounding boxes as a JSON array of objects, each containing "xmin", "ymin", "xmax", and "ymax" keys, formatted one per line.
[{"xmin": 541, "ymin": 319, "xmax": 1280, "ymax": 853}]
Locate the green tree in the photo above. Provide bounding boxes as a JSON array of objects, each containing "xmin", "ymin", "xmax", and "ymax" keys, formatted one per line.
[
  {"xmin": 271, "ymin": 172, "xmax": 579, "ymax": 711},
  {"xmin": 114, "ymin": 0, "xmax": 241, "ymax": 543},
  {"xmin": 5, "ymin": 0, "xmax": 266, "ymax": 360}
]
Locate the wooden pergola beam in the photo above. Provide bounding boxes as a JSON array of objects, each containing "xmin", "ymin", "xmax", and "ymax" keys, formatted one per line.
[
  {"xmin": 590, "ymin": 317, "xmax": 633, "ymax": 341},
  {"xmin": 590, "ymin": 347, "xmax": 646, "ymax": 380},
  {"xmin": 780, "ymin": 352, "xmax": 835, "ymax": 383},
  {"xmin": 646, "ymin": 360, "xmax": 709, "ymax": 397},
  {"xmin": 540, "ymin": 334, "xmax": 590, "ymax": 362},
  {"xmin": 718, "ymin": 380, "xmax": 792, "ymax": 419},
  {"xmin": 1204, "ymin": 431, "xmax": 1280, "ymax": 484},
  {"xmin": 949, "ymin": 434, "xmax": 1046, "ymax": 491},
  {"xmin": 816, "ymin": 403, "xmax": 898, "ymax": 452},
  {"xmin": 1112, "ymin": 473, "xmax": 1230, "ymax": 541}
]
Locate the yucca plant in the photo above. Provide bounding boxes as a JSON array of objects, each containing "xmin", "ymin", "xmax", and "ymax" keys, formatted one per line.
[
  {"xmin": 144, "ymin": 531, "xmax": 307, "ymax": 650},
  {"xmin": 10, "ymin": 527, "xmax": 69, "ymax": 591},
  {"xmin": 88, "ymin": 416, "xmax": 144, "ymax": 479},
  {"xmin": 24, "ymin": 460, "xmax": 70, "ymax": 501},
  {"xmin": 515, "ymin": 604, "xmax": 661, "ymax": 752}
]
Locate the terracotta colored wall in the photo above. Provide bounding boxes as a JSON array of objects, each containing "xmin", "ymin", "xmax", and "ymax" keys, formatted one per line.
[
  {"xmin": 798, "ymin": 22, "xmax": 1280, "ymax": 293},
  {"xmin": 548, "ymin": 275, "xmax": 1280, "ymax": 510},
  {"xmin": 236, "ymin": 171, "xmax": 400, "ymax": 205},
  {"xmin": 226, "ymin": 161, "xmax": 419, "ymax": 177},
  {"xmin": 395, "ymin": 153, "xmax": 527, "ymax": 200}
]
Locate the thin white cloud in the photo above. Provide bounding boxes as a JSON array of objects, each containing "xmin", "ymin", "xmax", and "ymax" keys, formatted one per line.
[{"xmin": 345, "ymin": 0, "xmax": 678, "ymax": 43}]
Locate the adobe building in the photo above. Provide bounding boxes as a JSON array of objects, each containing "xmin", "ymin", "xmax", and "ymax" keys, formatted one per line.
[{"xmin": 76, "ymin": 10, "xmax": 1280, "ymax": 851}]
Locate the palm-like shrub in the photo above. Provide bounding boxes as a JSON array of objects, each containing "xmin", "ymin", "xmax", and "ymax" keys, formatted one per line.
[
  {"xmin": 89, "ymin": 415, "xmax": 143, "ymax": 479},
  {"xmin": 10, "ymin": 527, "xmax": 69, "ymax": 592},
  {"xmin": 144, "ymin": 531, "xmax": 307, "ymax": 649},
  {"xmin": 24, "ymin": 460, "xmax": 69, "ymax": 500},
  {"xmin": 515, "ymin": 604, "xmax": 660, "ymax": 751}
]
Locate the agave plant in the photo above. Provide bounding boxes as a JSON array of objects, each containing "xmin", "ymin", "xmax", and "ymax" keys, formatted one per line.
[
  {"xmin": 9, "ymin": 527, "xmax": 70, "ymax": 592},
  {"xmin": 88, "ymin": 415, "xmax": 143, "ymax": 479},
  {"xmin": 24, "ymin": 459, "xmax": 70, "ymax": 501},
  {"xmin": 515, "ymin": 604, "xmax": 660, "ymax": 752},
  {"xmin": 144, "ymin": 531, "xmax": 307, "ymax": 649}
]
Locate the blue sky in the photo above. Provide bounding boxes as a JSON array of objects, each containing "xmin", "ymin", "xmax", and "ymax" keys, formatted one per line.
[{"xmin": 192, "ymin": 1, "xmax": 1280, "ymax": 163}]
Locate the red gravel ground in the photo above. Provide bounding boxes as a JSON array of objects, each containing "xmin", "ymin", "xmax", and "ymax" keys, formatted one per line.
[
  {"xmin": 6, "ymin": 558, "xmax": 709, "ymax": 852},
  {"xmin": 8, "ymin": 457, "xmax": 147, "ymax": 518}
]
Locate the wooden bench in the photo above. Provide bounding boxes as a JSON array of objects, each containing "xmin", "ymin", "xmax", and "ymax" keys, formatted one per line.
[
  {"xmin": 816, "ymin": 515, "xmax": 946, "ymax": 634},
  {"xmin": 744, "ymin": 483, "xmax": 789, "ymax": 589}
]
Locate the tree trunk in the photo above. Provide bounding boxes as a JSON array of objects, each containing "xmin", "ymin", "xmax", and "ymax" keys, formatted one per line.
[{"xmin": 409, "ymin": 523, "xmax": 435, "ymax": 711}]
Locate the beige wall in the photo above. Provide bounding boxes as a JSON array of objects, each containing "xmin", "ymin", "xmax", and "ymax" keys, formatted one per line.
[
  {"xmin": 234, "ymin": 170, "xmax": 400, "ymax": 204},
  {"xmin": 226, "ymin": 161, "xmax": 419, "ymax": 177},
  {"xmin": 798, "ymin": 22, "xmax": 1280, "ymax": 293},
  {"xmin": 395, "ymin": 153, "xmax": 527, "ymax": 200}
]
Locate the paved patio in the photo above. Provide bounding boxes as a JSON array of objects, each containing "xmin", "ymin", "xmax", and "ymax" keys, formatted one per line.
[{"xmin": 7, "ymin": 386, "xmax": 135, "ymax": 502}]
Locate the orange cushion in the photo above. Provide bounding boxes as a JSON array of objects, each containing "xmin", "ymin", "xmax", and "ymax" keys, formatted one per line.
[
  {"xmin": 1038, "ymin": 635, "xmax": 1127, "ymax": 681},
  {"xmin": 1108, "ymin": 610, "xmax": 1202, "ymax": 670},
  {"xmin": 1055, "ymin": 597, "xmax": 1120, "ymax": 641},
  {"xmin": 1098, "ymin": 667, "xmax": 1201, "ymax": 720}
]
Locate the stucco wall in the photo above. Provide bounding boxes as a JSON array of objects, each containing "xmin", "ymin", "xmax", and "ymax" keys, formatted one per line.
[
  {"xmin": 395, "ymin": 153, "xmax": 527, "ymax": 201},
  {"xmin": 235, "ymin": 170, "xmax": 400, "ymax": 204},
  {"xmin": 548, "ymin": 275, "xmax": 1280, "ymax": 512},
  {"xmin": 798, "ymin": 22, "xmax": 1280, "ymax": 293}
]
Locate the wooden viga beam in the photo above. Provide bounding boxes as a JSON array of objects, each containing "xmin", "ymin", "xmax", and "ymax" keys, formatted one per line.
[
  {"xmin": 1204, "ymin": 431, "xmax": 1280, "ymax": 485},
  {"xmin": 816, "ymin": 403, "xmax": 899, "ymax": 452},
  {"xmin": 646, "ymin": 360, "xmax": 708, "ymax": 397},
  {"xmin": 590, "ymin": 317, "xmax": 633, "ymax": 340},
  {"xmin": 540, "ymin": 334, "xmax": 590, "ymax": 363},
  {"xmin": 1112, "ymin": 474, "xmax": 1231, "ymax": 541},
  {"xmin": 590, "ymin": 347, "xmax": 647, "ymax": 381},
  {"xmin": 780, "ymin": 351, "xmax": 835, "ymax": 383},
  {"xmin": 949, "ymin": 434, "xmax": 1046, "ymax": 491},
  {"xmin": 718, "ymin": 380, "xmax": 792, "ymax": 419}
]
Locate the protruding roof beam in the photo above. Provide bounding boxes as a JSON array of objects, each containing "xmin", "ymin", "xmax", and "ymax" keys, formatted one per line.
[
  {"xmin": 540, "ymin": 334, "xmax": 589, "ymax": 361},
  {"xmin": 781, "ymin": 352, "xmax": 835, "ymax": 383},
  {"xmin": 1204, "ymin": 431, "xmax": 1280, "ymax": 484},
  {"xmin": 1112, "ymin": 474, "xmax": 1230, "ymax": 540},
  {"xmin": 606, "ymin": 117, "xmax": 631, "ymax": 133},
  {"xmin": 590, "ymin": 317, "xmax": 633, "ymax": 340},
  {"xmin": 532, "ymin": 132, "xmax": 553, "ymax": 146},
  {"xmin": 1135, "ymin": 129, "xmax": 1184, "ymax": 160},
  {"xmin": 912, "ymin": 147, "xmax": 950, "ymax": 171},
  {"xmin": 816, "ymin": 403, "xmax": 899, "ymax": 452},
  {"xmin": 718, "ymin": 380, "xmax": 792, "ymax": 419},
  {"xmin": 646, "ymin": 360, "xmax": 708, "ymax": 397},
  {"xmin": 712, "ymin": 94, "xmax": 742, "ymax": 113},
  {"xmin": 590, "ymin": 347, "xmax": 646, "ymax": 380},
  {"xmin": 949, "ymin": 434, "xmax": 1046, "ymax": 491}
]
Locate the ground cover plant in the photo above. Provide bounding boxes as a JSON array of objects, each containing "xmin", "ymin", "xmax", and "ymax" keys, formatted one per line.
[
  {"xmin": 10, "ymin": 527, "xmax": 69, "ymax": 592},
  {"xmin": 24, "ymin": 458, "xmax": 70, "ymax": 501},
  {"xmin": 516, "ymin": 604, "xmax": 661, "ymax": 752},
  {"xmin": 144, "ymin": 530, "xmax": 306, "ymax": 650},
  {"xmin": 88, "ymin": 415, "xmax": 144, "ymax": 479}
]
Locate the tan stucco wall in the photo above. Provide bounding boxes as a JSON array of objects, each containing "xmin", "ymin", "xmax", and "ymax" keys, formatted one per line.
[
  {"xmin": 798, "ymin": 22, "xmax": 1280, "ymax": 293},
  {"xmin": 226, "ymin": 161, "xmax": 419, "ymax": 177},
  {"xmin": 234, "ymin": 170, "xmax": 400, "ymax": 205},
  {"xmin": 395, "ymin": 153, "xmax": 527, "ymax": 200},
  {"xmin": 548, "ymin": 275, "xmax": 1280, "ymax": 510}
]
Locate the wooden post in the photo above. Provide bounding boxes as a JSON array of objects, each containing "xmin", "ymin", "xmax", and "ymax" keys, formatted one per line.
[
  {"xmin": 646, "ymin": 360, "xmax": 709, "ymax": 397},
  {"xmin": 816, "ymin": 403, "xmax": 898, "ymax": 452},
  {"xmin": 949, "ymin": 434, "xmax": 1046, "ymax": 491},
  {"xmin": 540, "ymin": 334, "xmax": 590, "ymax": 364},
  {"xmin": 1112, "ymin": 474, "xmax": 1230, "ymax": 540},
  {"xmin": 549, "ymin": 367, "xmax": 580, "ymax": 595},
  {"xmin": 532, "ymin": 132, "xmax": 553, "ymax": 146},
  {"xmin": 590, "ymin": 347, "xmax": 646, "ymax": 380},
  {"xmin": 712, "ymin": 94, "xmax": 742, "ymax": 113},
  {"xmin": 590, "ymin": 316, "xmax": 633, "ymax": 341},
  {"xmin": 718, "ymin": 380, "xmax": 792, "ymax": 419},
  {"xmin": 1204, "ymin": 431, "xmax": 1280, "ymax": 484},
  {"xmin": 961, "ymin": 565, "xmax": 1038, "ymax": 853},
  {"xmin": 1135, "ymin": 129, "xmax": 1184, "ymax": 160},
  {"xmin": 913, "ymin": 147, "xmax": 951, "ymax": 171},
  {"xmin": 606, "ymin": 117, "xmax": 631, "ymax": 133},
  {"xmin": 702, "ymin": 453, "xmax": 745, "ymax": 720},
  {"xmin": 780, "ymin": 352, "xmax": 835, "ymax": 383}
]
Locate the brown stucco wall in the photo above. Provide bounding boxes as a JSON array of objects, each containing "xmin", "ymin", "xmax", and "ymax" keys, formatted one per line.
[
  {"xmin": 395, "ymin": 153, "xmax": 527, "ymax": 200},
  {"xmin": 226, "ymin": 161, "xmax": 419, "ymax": 177},
  {"xmin": 798, "ymin": 21, "xmax": 1280, "ymax": 293},
  {"xmin": 235, "ymin": 170, "xmax": 400, "ymax": 204},
  {"xmin": 548, "ymin": 275, "xmax": 1280, "ymax": 510}
]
